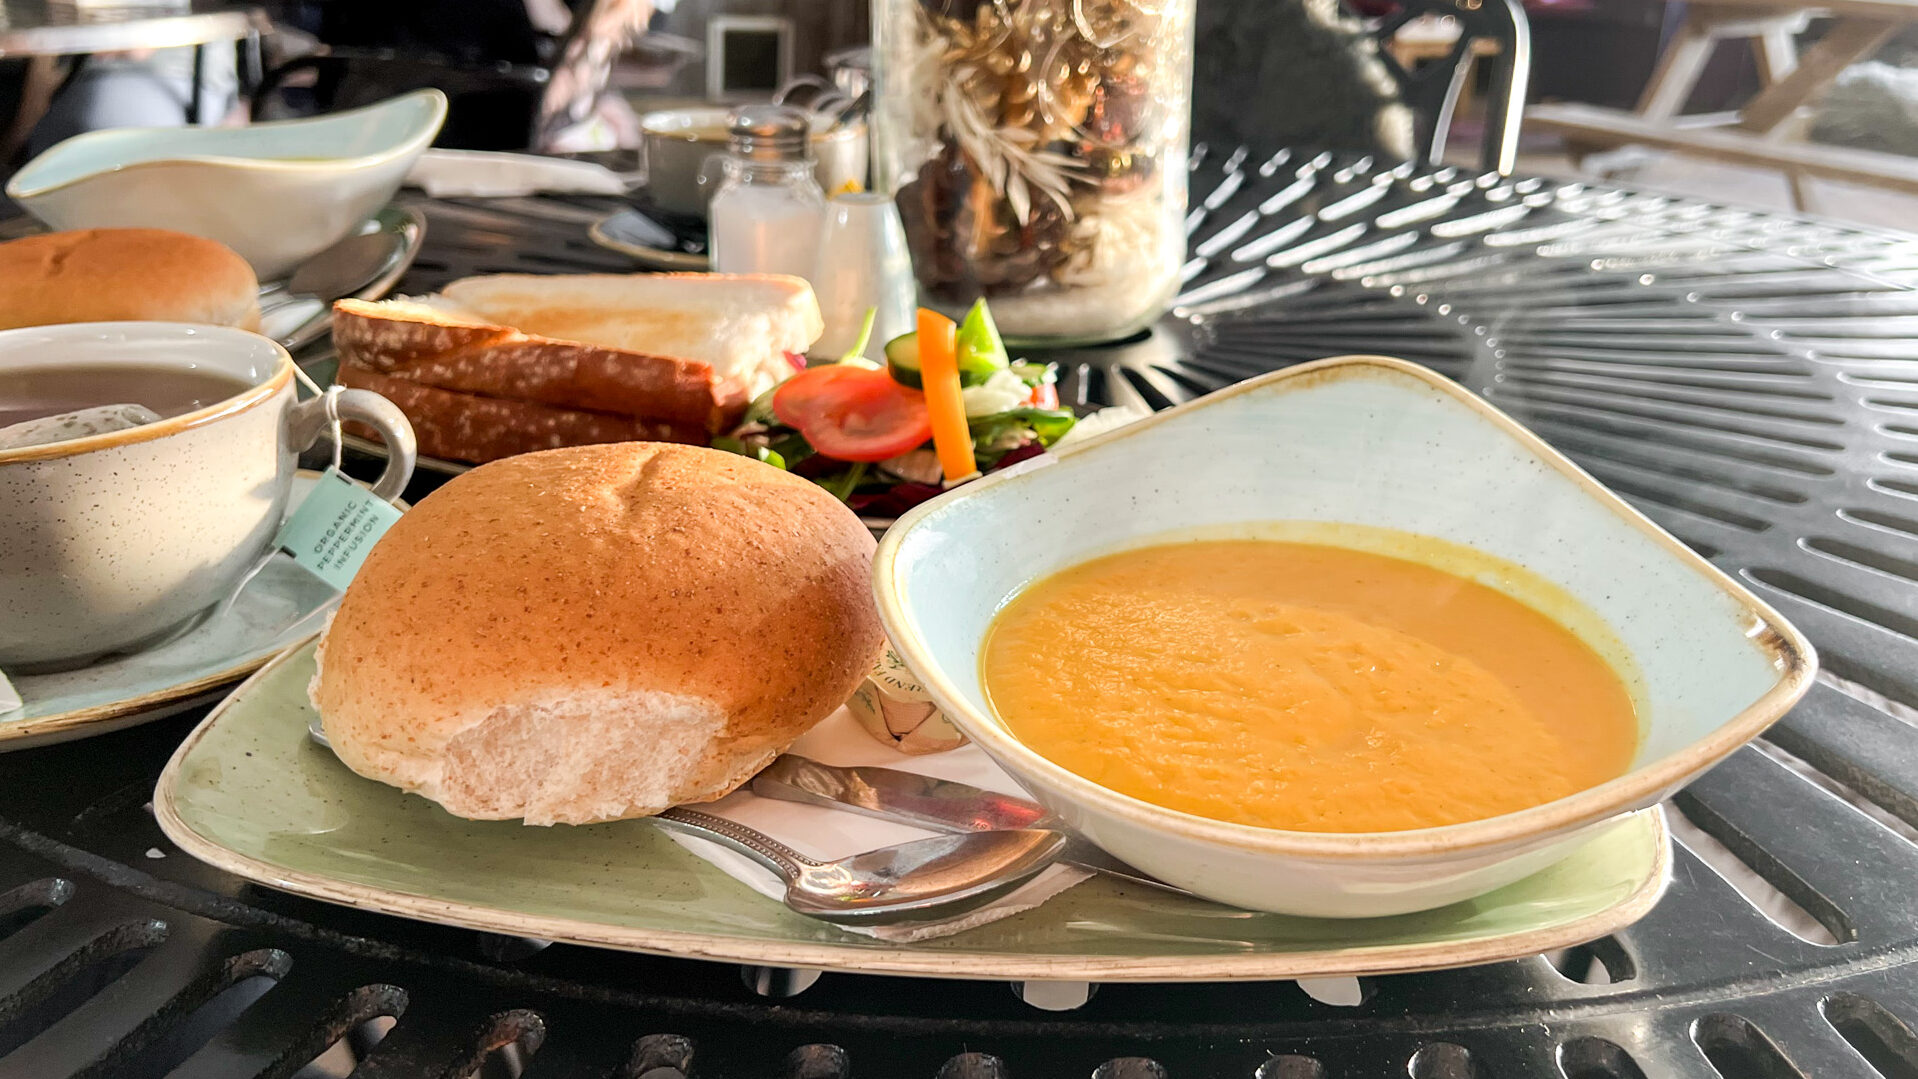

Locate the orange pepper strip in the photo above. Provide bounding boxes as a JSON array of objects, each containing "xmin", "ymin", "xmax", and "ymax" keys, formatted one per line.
[{"xmin": 916, "ymin": 308, "xmax": 977, "ymax": 483}]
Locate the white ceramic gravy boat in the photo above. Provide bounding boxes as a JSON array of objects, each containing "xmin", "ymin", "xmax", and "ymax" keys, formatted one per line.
[{"xmin": 6, "ymin": 90, "xmax": 447, "ymax": 280}]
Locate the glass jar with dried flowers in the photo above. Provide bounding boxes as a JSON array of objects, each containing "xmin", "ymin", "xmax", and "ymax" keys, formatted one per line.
[{"xmin": 873, "ymin": 0, "xmax": 1194, "ymax": 344}]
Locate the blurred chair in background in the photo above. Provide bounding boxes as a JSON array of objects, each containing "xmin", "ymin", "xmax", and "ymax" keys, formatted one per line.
[
  {"xmin": 25, "ymin": 47, "xmax": 242, "ymax": 160},
  {"xmin": 1527, "ymin": 0, "xmax": 1918, "ymax": 211},
  {"xmin": 1195, "ymin": 0, "xmax": 1529, "ymax": 174},
  {"xmin": 253, "ymin": 0, "xmax": 654, "ymax": 151}
]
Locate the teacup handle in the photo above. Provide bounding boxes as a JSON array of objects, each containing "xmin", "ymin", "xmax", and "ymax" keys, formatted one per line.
[
  {"xmin": 288, "ymin": 388, "xmax": 418, "ymax": 502},
  {"xmin": 697, "ymin": 151, "xmax": 732, "ymax": 199}
]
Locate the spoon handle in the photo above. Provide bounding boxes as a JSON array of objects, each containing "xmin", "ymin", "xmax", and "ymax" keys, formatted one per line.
[
  {"xmin": 755, "ymin": 754, "xmax": 1053, "ymax": 832},
  {"xmin": 653, "ymin": 806, "xmax": 817, "ymax": 880}
]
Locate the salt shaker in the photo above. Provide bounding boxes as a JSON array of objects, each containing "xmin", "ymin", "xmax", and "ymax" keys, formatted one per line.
[{"xmin": 708, "ymin": 106, "xmax": 826, "ymax": 280}]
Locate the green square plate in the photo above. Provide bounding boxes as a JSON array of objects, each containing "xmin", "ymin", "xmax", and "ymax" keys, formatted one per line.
[{"xmin": 154, "ymin": 641, "xmax": 1671, "ymax": 981}]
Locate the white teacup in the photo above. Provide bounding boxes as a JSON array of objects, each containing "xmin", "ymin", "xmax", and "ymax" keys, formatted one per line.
[
  {"xmin": 0, "ymin": 323, "xmax": 417, "ymax": 671},
  {"xmin": 638, "ymin": 106, "xmax": 868, "ymax": 219}
]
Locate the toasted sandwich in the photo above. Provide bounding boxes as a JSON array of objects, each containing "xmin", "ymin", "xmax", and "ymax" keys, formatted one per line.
[{"xmin": 332, "ymin": 273, "xmax": 822, "ymax": 464}]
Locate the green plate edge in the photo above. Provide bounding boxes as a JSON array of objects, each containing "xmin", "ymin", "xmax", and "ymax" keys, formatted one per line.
[{"xmin": 154, "ymin": 640, "xmax": 1672, "ymax": 982}]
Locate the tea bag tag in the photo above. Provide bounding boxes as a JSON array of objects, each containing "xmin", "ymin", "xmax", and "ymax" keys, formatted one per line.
[{"xmin": 273, "ymin": 467, "xmax": 402, "ymax": 592}]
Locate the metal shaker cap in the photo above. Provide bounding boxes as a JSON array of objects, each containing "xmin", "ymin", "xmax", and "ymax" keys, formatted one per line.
[{"xmin": 727, "ymin": 105, "xmax": 812, "ymax": 163}]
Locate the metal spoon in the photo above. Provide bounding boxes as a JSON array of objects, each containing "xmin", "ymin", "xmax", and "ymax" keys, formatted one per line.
[
  {"xmin": 752, "ymin": 754, "xmax": 1194, "ymax": 896},
  {"xmin": 306, "ymin": 718, "xmax": 1068, "ymax": 923},
  {"xmin": 261, "ymin": 209, "xmax": 422, "ymax": 351},
  {"xmin": 652, "ymin": 806, "xmax": 1068, "ymax": 924}
]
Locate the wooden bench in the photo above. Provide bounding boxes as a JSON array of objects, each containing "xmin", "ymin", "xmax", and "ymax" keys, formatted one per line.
[{"xmin": 1527, "ymin": 0, "xmax": 1918, "ymax": 205}]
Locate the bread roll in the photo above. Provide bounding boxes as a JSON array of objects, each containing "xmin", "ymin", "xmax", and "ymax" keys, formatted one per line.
[
  {"xmin": 310, "ymin": 442, "xmax": 885, "ymax": 825},
  {"xmin": 0, "ymin": 229, "xmax": 260, "ymax": 331}
]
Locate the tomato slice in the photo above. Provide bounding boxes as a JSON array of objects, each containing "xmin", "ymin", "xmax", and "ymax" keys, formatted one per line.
[{"xmin": 773, "ymin": 365, "xmax": 934, "ymax": 462}]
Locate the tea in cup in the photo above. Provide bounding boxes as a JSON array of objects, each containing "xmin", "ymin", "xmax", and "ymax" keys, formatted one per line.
[{"xmin": 0, "ymin": 322, "xmax": 417, "ymax": 670}]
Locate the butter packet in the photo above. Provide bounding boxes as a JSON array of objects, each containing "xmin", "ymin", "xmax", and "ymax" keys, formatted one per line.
[{"xmin": 847, "ymin": 644, "xmax": 968, "ymax": 755}]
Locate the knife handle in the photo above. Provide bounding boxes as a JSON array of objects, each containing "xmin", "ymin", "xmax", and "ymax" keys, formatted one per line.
[{"xmin": 753, "ymin": 754, "xmax": 1053, "ymax": 834}]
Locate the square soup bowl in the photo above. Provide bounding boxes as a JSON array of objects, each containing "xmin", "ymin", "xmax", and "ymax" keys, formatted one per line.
[{"xmin": 873, "ymin": 356, "xmax": 1815, "ymax": 918}]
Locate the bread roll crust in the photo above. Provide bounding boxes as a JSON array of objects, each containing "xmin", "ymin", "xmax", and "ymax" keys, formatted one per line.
[
  {"xmin": 311, "ymin": 442, "xmax": 885, "ymax": 824},
  {"xmin": 0, "ymin": 228, "xmax": 260, "ymax": 331}
]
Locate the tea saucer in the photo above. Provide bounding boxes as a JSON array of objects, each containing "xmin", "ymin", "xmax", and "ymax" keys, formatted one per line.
[
  {"xmin": 589, "ymin": 209, "xmax": 710, "ymax": 272},
  {"xmin": 0, "ymin": 472, "xmax": 351, "ymax": 751}
]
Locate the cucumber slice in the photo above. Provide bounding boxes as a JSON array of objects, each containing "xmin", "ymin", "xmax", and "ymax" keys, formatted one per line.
[
  {"xmin": 888, "ymin": 307, "xmax": 1008, "ymax": 390},
  {"xmin": 884, "ymin": 332, "xmax": 923, "ymax": 389}
]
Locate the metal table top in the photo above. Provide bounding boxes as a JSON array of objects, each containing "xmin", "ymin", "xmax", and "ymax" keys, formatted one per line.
[
  {"xmin": 4, "ymin": 149, "xmax": 1918, "ymax": 1077},
  {"xmin": 0, "ymin": 1, "xmax": 255, "ymax": 58}
]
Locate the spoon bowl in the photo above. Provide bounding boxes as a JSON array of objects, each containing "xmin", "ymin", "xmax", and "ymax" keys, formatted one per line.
[
  {"xmin": 784, "ymin": 828, "xmax": 1068, "ymax": 921},
  {"xmin": 304, "ymin": 718, "xmax": 1069, "ymax": 925}
]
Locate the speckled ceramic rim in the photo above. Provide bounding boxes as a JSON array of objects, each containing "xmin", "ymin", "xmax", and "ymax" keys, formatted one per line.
[
  {"xmin": 1, "ymin": 670, "xmax": 275, "ymax": 747},
  {"xmin": 0, "ymin": 323, "xmax": 293, "ymax": 466},
  {"xmin": 149, "ymin": 644, "xmax": 1672, "ymax": 980},
  {"xmin": 0, "ymin": 470, "xmax": 382, "ymax": 745},
  {"xmin": 3, "ymin": 90, "xmax": 448, "ymax": 200},
  {"xmin": 874, "ymin": 355, "xmax": 1819, "ymax": 861}
]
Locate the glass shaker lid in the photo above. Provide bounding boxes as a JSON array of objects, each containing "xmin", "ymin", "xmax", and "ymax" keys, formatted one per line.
[{"xmin": 727, "ymin": 105, "xmax": 812, "ymax": 162}]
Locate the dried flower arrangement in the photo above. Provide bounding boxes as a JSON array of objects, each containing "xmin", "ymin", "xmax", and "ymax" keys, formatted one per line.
[{"xmin": 881, "ymin": 0, "xmax": 1193, "ymax": 339}]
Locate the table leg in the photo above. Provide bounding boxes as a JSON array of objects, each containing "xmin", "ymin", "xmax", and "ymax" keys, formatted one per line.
[
  {"xmin": 187, "ymin": 42, "xmax": 207, "ymax": 126},
  {"xmin": 0, "ymin": 56, "xmax": 61, "ymax": 166},
  {"xmin": 1737, "ymin": 16, "xmax": 1901, "ymax": 135},
  {"xmin": 241, "ymin": 26, "xmax": 264, "ymax": 100},
  {"xmin": 1755, "ymin": 20, "xmax": 1799, "ymax": 84},
  {"xmin": 1753, "ymin": 16, "xmax": 1809, "ymax": 210},
  {"xmin": 1637, "ymin": 12, "xmax": 1723, "ymax": 122}
]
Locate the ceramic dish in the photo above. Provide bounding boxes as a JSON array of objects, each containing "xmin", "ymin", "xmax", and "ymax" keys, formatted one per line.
[
  {"xmin": 589, "ymin": 209, "xmax": 710, "ymax": 272},
  {"xmin": 0, "ymin": 472, "xmax": 348, "ymax": 751},
  {"xmin": 154, "ymin": 639, "xmax": 1671, "ymax": 980},
  {"xmin": 874, "ymin": 355, "xmax": 1816, "ymax": 919},
  {"xmin": 6, "ymin": 90, "xmax": 447, "ymax": 279}
]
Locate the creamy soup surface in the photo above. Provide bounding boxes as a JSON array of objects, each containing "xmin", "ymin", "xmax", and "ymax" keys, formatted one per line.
[{"xmin": 981, "ymin": 539, "xmax": 1639, "ymax": 833}]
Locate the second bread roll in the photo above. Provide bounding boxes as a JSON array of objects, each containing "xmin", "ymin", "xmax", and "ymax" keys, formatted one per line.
[{"xmin": 0, "ymin": 228, "xmax": 260, "ymax": 331}]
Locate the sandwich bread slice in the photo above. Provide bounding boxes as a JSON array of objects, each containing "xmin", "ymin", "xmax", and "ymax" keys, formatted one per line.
[{"xmin": 333, "ymin": 273, "xmax": 821, "ymax": 464}]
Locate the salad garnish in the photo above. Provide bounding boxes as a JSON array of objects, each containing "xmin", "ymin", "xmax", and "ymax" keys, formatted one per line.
[
  {"xmin": 714, "ymin": 299, "xmax": 1075, "ymax": 513},
  {"xmin": 915, "ymin": 308, "xmax": 977, "ymax": 484}
]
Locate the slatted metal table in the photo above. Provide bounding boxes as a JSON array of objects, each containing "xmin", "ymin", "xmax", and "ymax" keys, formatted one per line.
[{"xmin": 3, "ymin": 147, "xmax": 1918, "ymax": 1078}]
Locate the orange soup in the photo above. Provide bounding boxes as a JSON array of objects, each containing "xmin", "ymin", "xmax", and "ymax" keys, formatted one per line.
[{"xmin": 981, "ymin": 540, "xmax": 1638, "ymax": 833}]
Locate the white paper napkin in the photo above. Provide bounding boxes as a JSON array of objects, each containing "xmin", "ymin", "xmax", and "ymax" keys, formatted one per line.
[
  {"xmin": 405, "ymin": 149, "xmax": 630, "ymax": 199},
  {"xmin": 0, "ymin": 671, "xmax": 20, "ymax": 715},
  {"xmin": 664, "ymin": 708, "xmax": 1093, "ymax": 942}
]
